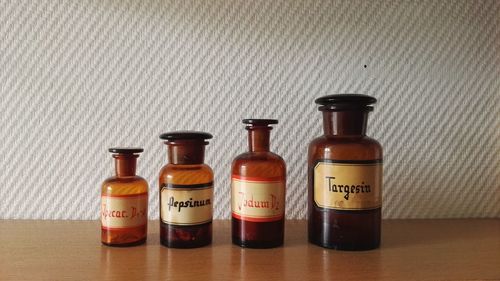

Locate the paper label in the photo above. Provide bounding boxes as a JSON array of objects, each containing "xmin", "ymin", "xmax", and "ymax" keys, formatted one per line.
[
  {"xmin": 101, "ymin": 193, "xmax": 148, "ymax": 229},
  {"xmin": 314, "ymin": 160, "xmax": 382, "ymax": 210},
  {"xmin": 160, "ymin": 183, "xmax": 213, "ymax": 226},
  {"xmin": 231, "ymin": 176, "xmax": 285, "ymax": 222}
]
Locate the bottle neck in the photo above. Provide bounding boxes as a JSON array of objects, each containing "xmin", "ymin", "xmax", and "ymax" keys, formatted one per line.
[
  {"xmin": 322, "ymin": 110, "xmax": 368, "ymax": 136},
  {"xmin": 167, "ymin": 142, "xmax": 206, "ymax": 165},
  {"xmin": 248, "ymin": 127, "xmax": 271, "ymax": 152},
  {"xmin": 114, "ymin": 155, "xmax": 138, "ymax": 177}
]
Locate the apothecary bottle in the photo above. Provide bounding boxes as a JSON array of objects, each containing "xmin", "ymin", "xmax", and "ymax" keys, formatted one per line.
[
  {"xmin": 231, "ymin": 119, "xmax": 286, "ymax": 248},
  {"xmin": 308, "ymin": 94, "xmax": 383, "ymax": 250},
  {"xmin": 101, "ymin": 148, "xmax": 148, "ymax": 247},
  {"xmin": 159, "ymin": 131, "xmax": 214, "ymax": 248}
]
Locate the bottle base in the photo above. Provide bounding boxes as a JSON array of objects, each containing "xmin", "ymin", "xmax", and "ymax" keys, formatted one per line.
[
  {"xmin": 232, "ymin": 237, "xmax": 283, "ymax": 249},
  {"xmin": 160, "ymin": 239, "xmax": 211, "ymax": 249},
  {"xmin": 159, "ymin": 222, "xmax": 212, "ymax": 248},
  {"xmin": 308, "ymin": 237, "xmax": 379, "ymax": 251},
  {"xmin": 101, "ymin": 237, "xmax": 147, "ymax": 247}
]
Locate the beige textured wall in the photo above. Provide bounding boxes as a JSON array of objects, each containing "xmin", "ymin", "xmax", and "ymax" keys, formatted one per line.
[{"xmin": 0, "ymin": 0, "xmax": 498, "ymax": 219}]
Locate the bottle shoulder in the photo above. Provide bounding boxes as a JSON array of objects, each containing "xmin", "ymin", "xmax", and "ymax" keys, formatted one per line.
[
  {"xmin": 101, "ymin": 176, "xmax": 148, "ymax": 195},
  {"xmin": 232, "ymin": 152, "xmax": 286, "ymax": 178},
  {"xmin": 233, "ymin": 151, "xmax": 284, "ymax": 162},
  {"xmin": 159, "ymin": 163, "xmax": 213, "ymax": 185},
  {"xmin": 102, "ymin": 175, "xmax": 148, "ymax": 185},
  {"xmin": 160, "ymin": 163, "xmax": 213, "ymax": 172},
  {"xmin": 310, "ymin": 134, "xmax": 380, "ymax": 144},
  {"xmin": 308, "ymin": 135, "xmax": 382, "ymax": 161}
]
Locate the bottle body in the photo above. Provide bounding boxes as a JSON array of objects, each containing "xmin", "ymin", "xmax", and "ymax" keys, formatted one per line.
[
  {"xmin": 308, "ymin": 136, "xmax": 382, "ymax": 250},
  {"xmin": 231, "ymin": 152, "xmax": 286, "ymax": 248},
  {"xmin": 159, "ymin": 163, "xmax": 214, "ymax": 248},
  {"xmin": 101, "ymin": 176, "xmax": 148, "ymax": 246}
]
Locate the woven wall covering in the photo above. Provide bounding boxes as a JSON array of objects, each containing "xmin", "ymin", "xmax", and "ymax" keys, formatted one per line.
[{"xmin": 0, "ymin": 0, "xmax": 498, "ymax": 219}]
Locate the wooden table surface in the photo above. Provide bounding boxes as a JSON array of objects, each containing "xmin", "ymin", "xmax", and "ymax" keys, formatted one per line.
[{"xmin": 0, "ymin": 219, "xmax": 499, "ymax": 280}]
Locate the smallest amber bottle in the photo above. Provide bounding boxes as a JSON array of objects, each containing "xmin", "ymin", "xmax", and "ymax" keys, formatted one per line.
[{"xmin": 101, "ymin": 148, "xmax": 148, "ymax": 247}]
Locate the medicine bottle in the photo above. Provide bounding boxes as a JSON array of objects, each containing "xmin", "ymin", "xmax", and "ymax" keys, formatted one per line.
[
  {"xmin": 159, "ymin": 131, "xmax": 214, "ymax": 248},
  {"xmin": 231, "ymin": 119, "xmax": 286, "ymax": 248},
  {"xmin": 101, "ymin": 148, "xmax": 148, "ymax": 246},
  {"xmin": 308, "ymin": 94, "xmax": 382, "ymax": 250}
]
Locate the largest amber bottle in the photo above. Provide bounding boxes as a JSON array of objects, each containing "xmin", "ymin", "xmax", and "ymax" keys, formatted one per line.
[{"xmin": 308, "ymin": 94, "xmax": 382, "ymax": 250}]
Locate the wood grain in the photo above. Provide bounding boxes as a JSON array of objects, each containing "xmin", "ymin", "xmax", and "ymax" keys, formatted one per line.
[{"xmin": 0, "ymin": 220, "xmax": 499, "ymax": 280}]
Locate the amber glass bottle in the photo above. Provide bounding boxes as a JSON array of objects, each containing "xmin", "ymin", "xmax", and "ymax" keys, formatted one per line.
[
  {"xmin": 101, "ymin": 148, "xmax": 148, "ymax": 247},
  {"xmin": 231, "ymin": 119, "xmax": 286, "ymax": 248},
  {"xmin": 159, "ymin": 131, "xmax": 214, "ymax": 248},
  {"xmin": 308, "ymin": 94, "xmax": 383, "ymax": 250}
]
